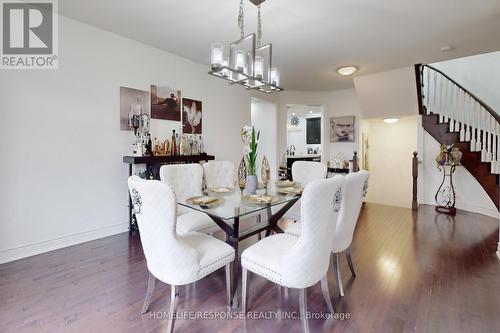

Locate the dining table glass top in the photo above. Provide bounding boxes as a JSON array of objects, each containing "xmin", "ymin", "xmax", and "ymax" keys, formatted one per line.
[{"xmin": 178, "ymin": 183, "xmax": 302, "ymax": 220}]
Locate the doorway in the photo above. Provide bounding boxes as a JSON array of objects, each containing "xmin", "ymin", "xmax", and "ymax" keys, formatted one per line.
[
  {"xmin": 286, "ymin": 104, "xmax": 324, "ymax": 159},
  {"xmin": 251, "ymin": 98, "xmax": 278, "ymax": 183}
]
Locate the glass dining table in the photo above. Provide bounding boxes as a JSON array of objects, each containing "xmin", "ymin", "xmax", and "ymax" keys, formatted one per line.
[{"xmin": 178, "ymin": 184, "xmax": 302, "ymax": 307}]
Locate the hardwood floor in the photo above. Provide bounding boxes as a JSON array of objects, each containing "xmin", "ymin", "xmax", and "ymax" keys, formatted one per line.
[{"xmin": 1, "ymin": 204, "xmax": 499, "ymax": 333}]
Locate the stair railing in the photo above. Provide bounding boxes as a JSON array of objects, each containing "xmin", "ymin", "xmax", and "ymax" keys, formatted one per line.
[{"xmin": 415, "ymin": 64, "xmax": 500, "ymax": 174}]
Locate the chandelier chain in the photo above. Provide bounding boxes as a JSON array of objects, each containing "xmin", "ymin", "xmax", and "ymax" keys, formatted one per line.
[
  {"xmin": 257, "ymin": 4, "xmax": 262, "ymax": 46},
  {"xmin": 238, "ymin": 0, "xmax": 244, "ymax": 39}
]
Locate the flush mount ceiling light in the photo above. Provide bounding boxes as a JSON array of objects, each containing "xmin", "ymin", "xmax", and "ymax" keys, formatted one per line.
[
  {"xmin": 337, "ymin": 66, "xmax": 358, "ymax": 76},
  {"xmin": 208, "ymin": 0, "xmax": 283, "ymax": 93},
  {"xmin": 383, "ymin": 118, "xmax": 400, "ymax": 124}
]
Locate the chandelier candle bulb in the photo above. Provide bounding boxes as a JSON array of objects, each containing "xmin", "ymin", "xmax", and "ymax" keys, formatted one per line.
[
  {"xmin": 210, "ymin": 43, "xmax": 224, "ymax": 70},
  {"xmin": 254, "ymin": 56, "xmax": 264, "ymax": 79},
  {"xmin": 235, "ymin": 50, "xmax": 246, "ymax": 72},
  {"xmin": 271, "ymin": 67, "xmax": 280, "ymax": 86}
]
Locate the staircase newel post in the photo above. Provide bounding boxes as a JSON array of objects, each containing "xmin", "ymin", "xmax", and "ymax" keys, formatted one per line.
[
  {"xmin": 414, "ymin": 64, "xmax": 424, "ymax": 115},
  {"xmin": 412, "ymin": 151, "xmax": 418, "ymax": 211}
]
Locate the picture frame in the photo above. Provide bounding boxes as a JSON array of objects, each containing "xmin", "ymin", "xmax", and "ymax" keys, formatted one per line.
[{"xmin": 330, "ymin": 116, "xmax": 355, "ymax": 142}]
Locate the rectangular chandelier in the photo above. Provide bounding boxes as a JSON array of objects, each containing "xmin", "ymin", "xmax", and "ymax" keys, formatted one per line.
[{"xmin": 208, "ymin": 0, "xmax": 283, "ymax": 93}]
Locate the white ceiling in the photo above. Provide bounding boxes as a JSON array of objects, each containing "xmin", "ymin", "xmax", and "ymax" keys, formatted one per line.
[{"xmin": 59, "ymin": 0, "xmax": 500, "ymax": 91}]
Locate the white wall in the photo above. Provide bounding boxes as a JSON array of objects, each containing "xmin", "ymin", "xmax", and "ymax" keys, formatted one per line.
[
  {"xmin": 0, "ymin": 15, "xmax": 251, "ymax": 263},
  {"xmin": 251, "ymin": 99, "xmax": 278, "ymax": 183},
  {"xmin": 353, "ymin": 67, "xmax": 419, "ymax": 119},
  {"xmin": 362, "ymin": 116, "xmax": 418, "ymax": 208},
  {"xmin": 278, "ymin": 89, "xmax": 363, "ymax": 164},
  {"xmin": 431, "ymin": 51, "xmax": 500, "ymax": 113}
]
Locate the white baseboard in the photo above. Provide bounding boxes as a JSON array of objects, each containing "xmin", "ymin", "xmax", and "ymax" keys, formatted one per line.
[
  {"xmin": 0, "ymin": 223, "xmax": 129, "ymax": 264},
  {"xmin": 421, "ymin": 199, "xmax": 498, "ymax": 219},
  {"xmin": 455, "ymin": 202, "xmax": 499, "ymax": 219}
]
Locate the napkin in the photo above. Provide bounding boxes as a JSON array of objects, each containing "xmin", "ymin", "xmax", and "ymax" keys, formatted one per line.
[
  {"xmin": 192, "ymin": 197, "xmax": 218, "ymax": 205},
  {"xmin": 281, "ymin": 187, "xmax": 302, "ymax": 194},
  {"xmin": 250, "ymin": 195, "xmax": 273, "ymax": 203},
  {"xmin": 210, "ymin": 187, "xmax": 230, "ymax": 193}
]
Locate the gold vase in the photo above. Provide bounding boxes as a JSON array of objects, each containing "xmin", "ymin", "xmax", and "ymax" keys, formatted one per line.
[
  {"xmin": 261, "ymin": 155, "xmax": 270, "ymax": 195},
  {"xmin": 238, "ymin": 158, "xmax": 247, "ymax": 195}
]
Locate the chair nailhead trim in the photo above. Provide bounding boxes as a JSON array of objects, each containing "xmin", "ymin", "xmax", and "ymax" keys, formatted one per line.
[{"xmin": 242, "ymin": 257, "xmax": 282, "ymax": 285}]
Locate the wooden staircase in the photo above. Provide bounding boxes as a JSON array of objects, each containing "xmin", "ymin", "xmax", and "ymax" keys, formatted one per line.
[{"xmin": 416, "ymin": 64, "xmax": 500, "ymax": 210}]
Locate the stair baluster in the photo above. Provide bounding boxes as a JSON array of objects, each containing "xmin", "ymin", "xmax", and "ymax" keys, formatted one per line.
[
  {"xmin": 464, "ymin": 93, "xmax": 471, "ymax": 141},
  {"xmin": 432, "ymin": 69, "xmax": 437, "ymax": 115},
  {"xmin": 481, "ymin": 108, "xmax": 487, "ymax": 161},
  {"xmin": 495, "ymin": 122, "xmax": 500, "ymax": 174},
  {"xmin": 454, "ymin": 85, "xmax": 461, "ymax": 132},
  {"xmin": 475, "ymin": 103, "xmax": 482, "ymax": 152}
]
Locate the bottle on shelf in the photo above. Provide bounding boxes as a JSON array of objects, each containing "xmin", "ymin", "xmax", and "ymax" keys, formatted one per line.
[
  {"xmin": 199, "ymin": 135, "xmax": 205, "ymax": 154},
  {"xmin": 176, "ymin": 133, "xmax": 180, "ymax": 156},
  {"xmin": 179, "ymin": 134, "xmax": 186, "ymax": 156},
  {"xmin": 171, "ymin": 130, "xmax": 177, "ymax": 156}
]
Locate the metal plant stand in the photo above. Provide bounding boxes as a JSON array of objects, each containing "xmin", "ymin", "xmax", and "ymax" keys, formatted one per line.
[{"xmin": 435, "ymin": 163, "xmax": 457, "ymax": 216}]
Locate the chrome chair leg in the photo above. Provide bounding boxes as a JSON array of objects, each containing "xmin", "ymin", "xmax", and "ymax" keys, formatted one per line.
[
  {"xmin": 333, "ymin": 252, "xmax": 344, "ymax": 297},
  {"xmin": 167, "ymin": 285, "xmax": 179, "ymax": 333},
  {"xmin": 299, "ymin": 288, "xmax": 310, "ymax": 333},
  {"xmin": 242, "ymin": 268, "xmax": 248, "ymax": 313},
  {"xmin": 225, "ymin": 264, "xmax": 232, "ymax": 306},
  {"xmin": 345, "ymin": 247, "xmax": 356, "ymax": 277},
  {"xmin": 320, "ymin": 274, "xmax": 334, "ymax": 314},
  {"xmin": 141, "ymin": 271, "xmax": 156, "ymax": 314}
]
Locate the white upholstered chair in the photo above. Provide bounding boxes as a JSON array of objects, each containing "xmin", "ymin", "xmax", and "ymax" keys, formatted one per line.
[
  {"xmin": 160, "ymin": 164, "xmax": 218, "ymax": 234},
  {"xmin": 127, "ymin": 176, "xmax": 235, "ymax": 333},
  {"xmin": 203, "ymin": 161, "xmax": 235, "ymax": 189},
  {"xmin": 285, "ymin": 161, "xmax": 328, "ymax": 221},
  {"xmin": 241, "ymin": 177, "xmax": 345, "ymax": 333},
  {"xmin": 285, "ymin": 170, "xmax": 370, "ymax": 297}
]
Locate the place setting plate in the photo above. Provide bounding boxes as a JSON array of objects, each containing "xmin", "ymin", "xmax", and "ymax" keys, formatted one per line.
[
  {"xmin": 242, "ymin": 194, "xmax": 280, "ymax": 206},
  {"xmin": 186, "ymin": 196, "xmax": 225, "ymax": 209},
  {"xmin": 276, "ymin": 186, "xmax": 303, "ymax": 195},
  {"xmin": 204, "ymin": 187, "xmax": 236, "ymax": 195},
  {"xmin": 276, "ymin": 180, "xmax": 295, "ymax": 187}
]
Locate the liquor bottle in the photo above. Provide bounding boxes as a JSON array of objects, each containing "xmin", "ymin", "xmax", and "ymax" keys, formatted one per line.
[
  {"xmin": 188, "ymin": 135, "xmax": 193, "ymax": 155},
  {"xmin": 199, "ymin": 135, "xmax": 205, "ymax": 154},
  {"xmin": 176, "ymin": 133, "xmax": 180, "ymax": 156},
  {"xmin": 171, "ymin": 130, "xmax": 177, "ymax": 156},
  {"xmin": 179, "ymin": 135, "xmax": 186, "ymax": 156}
]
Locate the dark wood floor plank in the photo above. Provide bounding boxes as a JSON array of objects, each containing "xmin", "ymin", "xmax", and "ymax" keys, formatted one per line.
[{"xmin": 1, "ymin": 204, "xmax": 499, "ymax": 333}]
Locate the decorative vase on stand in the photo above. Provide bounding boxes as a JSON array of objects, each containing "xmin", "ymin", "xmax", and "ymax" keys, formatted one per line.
[{"xmin": 246, "ymin": 175, "xmax": 258, "ymax": 195}]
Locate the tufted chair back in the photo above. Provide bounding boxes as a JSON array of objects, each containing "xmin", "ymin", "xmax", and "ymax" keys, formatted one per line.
[
  {"xmin": 291, "ymin": 161, "xmax": 327, "ymax": 184},
  {"xmin": 286, "ymin": 161, "xmax": 327, "ymax": 221},
  {"xmin": 160, "ymin": 164, "xmax": 204, "ymax": 214},
  {"xmin": 127, "ymin": 176, "xmax": 198, "ymax": 285},
  {"xmin": 281, "ymin": 176, "xmax": 344, "ymax": 288},
  {"xmin": 203, "ymin": 161, "xmax": 235, "ymax": 189},
  {"xmin": 332, "ymin": 170, "xmax": 369, "ymax": 252}
]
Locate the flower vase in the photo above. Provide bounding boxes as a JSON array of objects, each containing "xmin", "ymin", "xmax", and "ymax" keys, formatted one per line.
[{"xmin": 246, "ymin": 175, "xmax": 258, "ymax": 195}]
